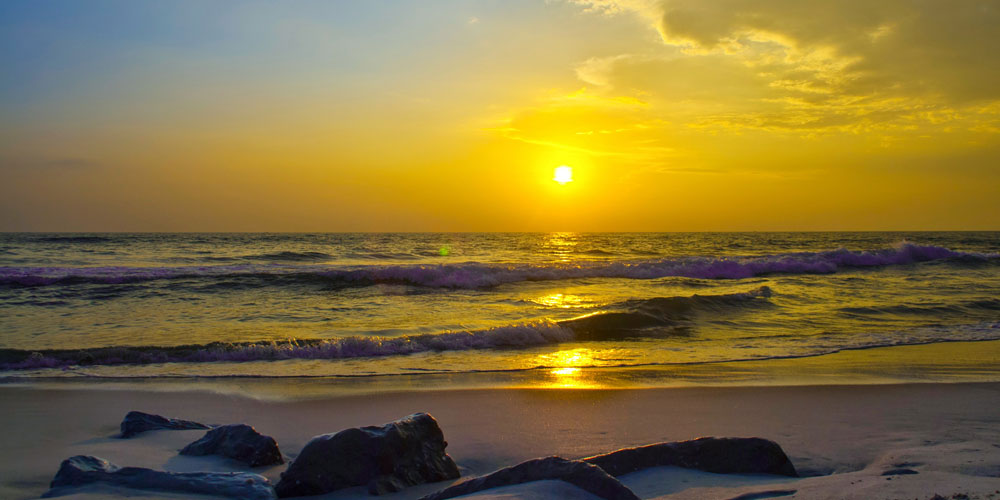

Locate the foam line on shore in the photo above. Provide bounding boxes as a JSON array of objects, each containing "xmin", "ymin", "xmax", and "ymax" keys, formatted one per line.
[{"xmin": 2, "ymin": 321, "xmax": 998, "ymax": 379}]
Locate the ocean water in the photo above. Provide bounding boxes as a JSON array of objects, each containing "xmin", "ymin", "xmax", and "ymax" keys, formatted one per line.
[{"xmin": 1, "ymin": 232, "xmax": 999, "ymax": 385}]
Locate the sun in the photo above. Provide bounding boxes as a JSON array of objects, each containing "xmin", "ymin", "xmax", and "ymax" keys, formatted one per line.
[{"xmin": 553, "ymin": 165, "xmax": 573, "ymax": 184}]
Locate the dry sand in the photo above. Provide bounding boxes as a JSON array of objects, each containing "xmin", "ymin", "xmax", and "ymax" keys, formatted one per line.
[{"xmin": 1, "ymin": 381, "xmax": 999, "ymax": 499}]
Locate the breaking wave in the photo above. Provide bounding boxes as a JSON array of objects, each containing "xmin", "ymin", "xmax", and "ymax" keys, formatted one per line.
[
  {"xmin": 34, "ymin": 235, "xmax": 115, "ymax": 244},
  {"xmin": 0, "ymin": 288, "xmax": 775, "ymax": 370},
  {"xmin": 563, "ymin": 286, "xmax": 773, "ymax": 340},
  {"xmin": 0, "ymin": 243, "xmax": 994, "ymax": 289},
  {"xmin": 255, "ymin": 251, "xmax": 334, "ymax": 262},
  {"xmin": 3, "ymin": 319, "xmax": 999, "ymax": 375},
  {"xmin": 0, "ymin": 322, "xmax": 574, "ymax": 371}
]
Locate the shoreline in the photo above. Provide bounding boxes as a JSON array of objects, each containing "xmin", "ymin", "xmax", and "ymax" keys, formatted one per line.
[
  {"xmin": 3, "ymin": 380, "xmax": 999, "ymax": 499},
  {"xmin": 4, "ymin": 339, "xmax": 999, "ymax": 399}
]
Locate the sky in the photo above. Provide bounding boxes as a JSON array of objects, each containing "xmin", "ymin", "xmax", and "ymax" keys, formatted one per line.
[{"xmin": 1, "ymin": 0, "xmax": 998, "ymax": 231}]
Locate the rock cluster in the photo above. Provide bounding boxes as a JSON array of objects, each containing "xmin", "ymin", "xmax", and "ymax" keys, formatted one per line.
[{"xmin": 49, "ymin": 410, "xmax": 802, "ymax": 499}]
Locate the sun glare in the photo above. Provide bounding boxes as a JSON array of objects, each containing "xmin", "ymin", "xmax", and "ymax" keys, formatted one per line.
[{"xmin": 553, "ymin": 165, "xmax": 573, "ymax": 184}]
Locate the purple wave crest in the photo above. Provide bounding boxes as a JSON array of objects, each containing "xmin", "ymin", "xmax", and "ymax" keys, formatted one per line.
[{"xmin": 0, "ymin": 321, "xmax": 575, "ymax": 371}]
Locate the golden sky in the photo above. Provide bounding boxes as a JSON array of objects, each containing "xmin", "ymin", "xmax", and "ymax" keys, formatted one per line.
[{"xmin": 1, "ymin": 0, "xmax": 998, "ymax": 231}]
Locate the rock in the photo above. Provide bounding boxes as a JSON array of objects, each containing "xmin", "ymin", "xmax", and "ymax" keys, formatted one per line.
[
  {"xmin": 420, "ymin": 456, "xmax": 639, "ymax": 500},
  {"xmin": 582, "ymin": 437, "xmax": 798, "ymax": 477},
  {"xmin": 881, "ymin": 468, "xmax": 919, "ymax": 475},
  {"xmin": 726, "ymin": 490, "xmax": 797, "ymax": 500},
  {"xmin": 180, "ymin": 424, "xmax": 283, "ymax": 467},
  {"xmin": 43, "ymin": 455, "xmax": 275, "ymax": 500},
  {"xmin": 274, "ymin": 412, "xmax": 459, "ymax": 497},
  {"xmin": 119, "ymin": 410, "xmax": 210, "ymax": 438}
]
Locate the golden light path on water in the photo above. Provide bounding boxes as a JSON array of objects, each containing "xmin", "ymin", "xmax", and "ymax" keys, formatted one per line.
[
  {"xmin": 543, "ymin": 232, "xmax": 578, "ymax": 263},
  {"xmin": 536, "ymin": 348, "xmax": 606, "ymax": 389},
  {"xmin": 532, "ymin": 293, "xmax": 593, "ymax": 309}
]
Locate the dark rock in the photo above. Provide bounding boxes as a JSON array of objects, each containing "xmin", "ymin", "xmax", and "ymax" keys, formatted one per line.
[
  {"xmin": 274, "ymin": 412, "xmax": 459, "ymax": 497},
  {"xmin": 43, "ymin": 455, "xmax": 275, "ymax": 500},
  {"xmin": 77, "ymin": 352, "xmax": 95, "ymax": 365},
  {"xmin": 881, "ymin": 468, "xmax": 919, "ymax": 476},
  {"xmin": 583, "ymin": 437, "xmax": 798, "ymax": 477},
  {"xmin": 420, "ymin": 456, "xmax": 639, "ymax": 500},
  {"xmin": 119, "ymin": 410, "xmax": 210, "ymax": 438},
  {"xmin": 726, "ymin": 490, "xmax": 797, "ymax": 500},
  {"xmin": 180, "ymin": 424, "xmax": 283, "ymax": 467}
]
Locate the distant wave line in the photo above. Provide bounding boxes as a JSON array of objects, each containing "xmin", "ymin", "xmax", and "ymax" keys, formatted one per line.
[{"xmin": 1, "ymin": 243, "xmax": 995, "ymax": 288}]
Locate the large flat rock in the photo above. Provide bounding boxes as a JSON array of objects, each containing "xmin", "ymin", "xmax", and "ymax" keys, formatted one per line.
[
  {"xmin": 583, "ymin": 437, "xmax": 798, "ymax": 477},
  {"xmin": 43, "ymin": 455, "xmax": 275, "ymax": 500},
  {"xmin": 420, "ymin": 456, "xmax": 640, "ymax": 500}
]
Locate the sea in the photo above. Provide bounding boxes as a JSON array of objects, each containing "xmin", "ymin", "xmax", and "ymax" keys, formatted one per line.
[{"xmin": 1, "ymin": 232, "xmax": 999, "ymax": 390}]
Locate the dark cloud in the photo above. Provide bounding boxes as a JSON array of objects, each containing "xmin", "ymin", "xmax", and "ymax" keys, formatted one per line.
[
  {"xmin": 568, "ymin": 0, "xmax": 1000, "ymax": 137},
  {"xmin": 653, "ymin": 0, "xmax": 1000, "ymax": 102}
]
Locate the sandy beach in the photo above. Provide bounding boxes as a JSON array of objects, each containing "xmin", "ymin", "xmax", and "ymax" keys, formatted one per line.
[{"xmin": 2, "ymin": 379, "xmax": 998, "ymax": 500}]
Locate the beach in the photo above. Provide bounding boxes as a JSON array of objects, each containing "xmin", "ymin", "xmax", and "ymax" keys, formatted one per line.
[
  {"xmin": 3, "ymin": 370, "xmax": 999, "ymax": 499},
  {"xmin": 5, "ymin": 0, "xmax": 1000, "ymax": 495}
]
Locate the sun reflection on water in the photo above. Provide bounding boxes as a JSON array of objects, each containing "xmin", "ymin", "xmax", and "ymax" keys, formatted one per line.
[
  {"xmin": 541, "ymin": 347, "xmax": 594, "ymax": 366},
  {"xmin": 545, "ymin": 232, "xmax": 578, "ymax": 263},
  {"xmin": 550, "ymin": 367, "xmax": 581, "ymax": 376},
  {"xmin": 537, "ymin": 348, "xmax": 604, "ymax": 389},
  {"xmin": 533, "ymin": 293, "xmax": 590, "ymax": 309}
]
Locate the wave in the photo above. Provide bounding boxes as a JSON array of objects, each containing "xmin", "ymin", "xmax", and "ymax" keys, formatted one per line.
[
  {"xmin": 579, "ymin": 248, "xmax": 618, "ymax": 256},
  {"xmin": 345, "ymin": 251, "xmax": 423, "ymax": 260},
  {"xmin": 3, "ymin": 319, "xmax": 999, "ymax": 375},
  {"xmin": 255, "ymin": 251, "xmax": 333, "ymax": 262},
  {"xmin": 562, "ymin": 286, "xmax": 773, "ymax": 340},
  {"xmin": 838, "ymin": 298, "xmax": 1000, "ymax": 317},
  {"xmin": 1, "ymin": 243, "xmax": 995, "ymax": 288},
  {"xmin": 35, "ymin": 235, "xmax": 114, "ymax": 244},
  {"xmin": 0, "ymin": 322, "xmax": 574, "ymax": 371},
  {"xmin": 0, "ymin": 288, "xmax": 774, "ymax": 370}
]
